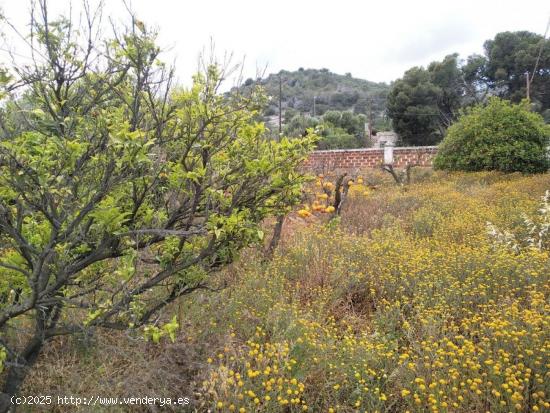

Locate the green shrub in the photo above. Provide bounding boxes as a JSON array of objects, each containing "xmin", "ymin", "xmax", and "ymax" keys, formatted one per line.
[
  {"xmin": 434, "ymin": 98, "xmax": 550, "ymax": 173},
  {"xmin": 317, "ymin": 130, "xmax": 361, "ymax": 149}
]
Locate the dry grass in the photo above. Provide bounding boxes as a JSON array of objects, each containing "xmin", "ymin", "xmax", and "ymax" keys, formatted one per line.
[{"xmin": 21, "ymin": 170, "xmax": 550, "ymax": 413}]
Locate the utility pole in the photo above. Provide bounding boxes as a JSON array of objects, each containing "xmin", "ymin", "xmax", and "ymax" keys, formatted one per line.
[
  {"xmin": 526, "ymin": 71, "xmax": 530, "ymax": 101},
  {"xmin": 313, "ymin": 95, "xmax": 316, "ymax": 118},
  {"xmin": 278, "ymin": 74, "xmax": 282, "ymax": 139},
  {"xmin": 367, "ymin": 97, "xmax": 373, "ymax": 142},
  {"xmin": 270, "ymin": 73, "xmax": 285, "ymax": 256}
]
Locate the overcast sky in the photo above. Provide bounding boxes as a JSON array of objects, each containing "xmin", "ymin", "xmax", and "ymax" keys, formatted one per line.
[{"xmin": 1, "ymin": 0, "xmax": 549, "ymax": 87}]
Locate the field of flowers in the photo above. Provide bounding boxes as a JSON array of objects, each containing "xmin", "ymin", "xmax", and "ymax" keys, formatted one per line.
[
  {"xmin": 23, "ymin": 171, "xmax": 549, "ymax": 413},
  {"xmin": 192, "ymin": 171, "xmax": 550, "ymax": 412}
]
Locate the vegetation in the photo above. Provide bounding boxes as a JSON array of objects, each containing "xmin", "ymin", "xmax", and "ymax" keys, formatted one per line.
[
  {"xmin": 169, "ymin": 172, "xmax": 550, "ymax": 413},
  {"xmin": 238, "ymin": 31, "xmax": 550, "ymax": 149},
  {"xmin": 284, "ymin": 110, "xmax": 369, "ymax": 150},
  {"xmin": 0, "ymin": 2, "xmax": 313, "ymax": 408},
  {"xmin": 237, "ymin": 69, "xmax": 390, "ymax": 131},
  {"xmin": 434, "ymin": 98, "xmax": 550, "ymax": 173},
  {"xmin": 2, "ymin": 3, "xmax": 550, "ymax": 413},
  {"xmin": 388, "ymin": 31, "xmax": 550, "ymax": 146},
  {"xmin": 23, "ymin": 171, "xmax": 550, "ymax": 412},
  {"xmin": 480, "ymin": 31, "xmax": 550, "ymax": 113},
  {"xmin": 387, "ymin": 54, "xmax": 465, "ymax": 146}
]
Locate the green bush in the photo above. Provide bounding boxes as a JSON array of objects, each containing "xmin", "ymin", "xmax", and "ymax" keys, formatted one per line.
[
  {"xmin": 434, "ymin": 98, "xmax": 550, "ymax": 173},
  {"xmin": 317, "ymin": 130, "xmax": 361, "ymax": 149}
]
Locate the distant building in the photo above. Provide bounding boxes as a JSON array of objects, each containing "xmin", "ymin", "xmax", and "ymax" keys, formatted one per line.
[{"xmin": 372, "ymin": 131, "xmax": 398, "ymax": 148}]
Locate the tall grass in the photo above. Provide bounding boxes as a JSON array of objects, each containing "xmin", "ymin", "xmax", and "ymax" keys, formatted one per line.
[{"xmin": 24, "ymin": 171, "xmax": 550, "ymax": 412}]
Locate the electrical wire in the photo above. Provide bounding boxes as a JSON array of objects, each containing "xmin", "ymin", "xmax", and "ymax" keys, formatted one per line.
[{"xmin": 530, "ymin": 16, "xmax": 550, "ymax": 84}]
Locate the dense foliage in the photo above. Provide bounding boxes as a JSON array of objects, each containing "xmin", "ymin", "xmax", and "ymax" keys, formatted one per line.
[
  {"xmin": 0, "ymin": 3, "xmax": 313, "ymax": 409},
  {"xmin": 284, "ymin": 110, "xmax": 369, "ymax": 149},
  {"xmin": 386, "ymin": 55, "xmax": 464, "ymax": 146},
  {"xmin": 481, "ymin": 31, "xmax": 550, "ymax": 114},
  {"xmin": 388, "ymin": 30, "xmax": 550, "ymax": 146},
  {"xmin": 434, "ymin": 98, "xmax": 550, "ymax": 173}
]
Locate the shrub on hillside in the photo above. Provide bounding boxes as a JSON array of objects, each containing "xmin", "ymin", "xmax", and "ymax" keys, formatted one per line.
[{"xmin": 434, "ymin": 98, "xmax": 550, "ymax": 173}]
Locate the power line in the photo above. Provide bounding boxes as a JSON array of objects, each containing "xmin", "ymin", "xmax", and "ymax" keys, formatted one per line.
[{"xmin": 528, "ymin": 16, "xmax": 550, "ymax": 95}]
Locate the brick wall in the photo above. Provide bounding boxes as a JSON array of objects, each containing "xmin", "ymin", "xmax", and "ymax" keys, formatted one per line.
[{"xmin": 302, "ymin": 146, "xmax": 438, "ymax": 172}]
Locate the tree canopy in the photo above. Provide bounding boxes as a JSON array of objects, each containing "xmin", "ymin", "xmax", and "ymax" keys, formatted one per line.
[
  {"xmin": 434, "ymin": 98, "xmax": 550, "ymax": 173},
  {"xmin": 283, "ymin": 110, "xmax": 368, "ymax": 149},
  {"xmin": 386, "ymin": 54, "xmax": 464, "ymax": 146},
  {"xmin": 388, "ymin": 30, "xmax": 550, "ymax": 146},
  {"xmin": 483, "ymin": 31, "xmax": 550, "ymax": 112}
]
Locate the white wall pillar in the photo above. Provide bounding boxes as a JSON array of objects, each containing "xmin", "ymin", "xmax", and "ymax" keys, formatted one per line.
[{"xmin": 384, "ymin": 142, "xmax": 394, "ymax": 164}]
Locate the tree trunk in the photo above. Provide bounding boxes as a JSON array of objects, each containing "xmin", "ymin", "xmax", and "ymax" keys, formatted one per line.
[
  {"xmin": 333, "ymin": 173, "xmax": 350, "ymax": 216},
  {"xmin": 266, "ymin": 215, "xmax": 285, "ymax": 258},
  {"xmin": 0, "ymin": 339, "xmax": 44, "ymax": 413}
]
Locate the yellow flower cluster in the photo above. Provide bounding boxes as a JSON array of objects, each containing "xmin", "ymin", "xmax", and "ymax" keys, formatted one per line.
[
  {"xmin": 298, "ymin": 174, "xmax": 371, "ymax": 219},
  {"xmin": 196, "ymin": 171, "xmax": 550, "ymax": 412}
]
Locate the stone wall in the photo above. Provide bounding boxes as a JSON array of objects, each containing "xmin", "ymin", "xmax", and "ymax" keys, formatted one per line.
[{"xmin": 302, "ymin": 146, "xmax": 438, "ymax": 172}]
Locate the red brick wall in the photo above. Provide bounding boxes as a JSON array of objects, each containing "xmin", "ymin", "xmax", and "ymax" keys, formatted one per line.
[{"xmin": 302, "ymin": 146, "xmax": 438, "ymax": 172}]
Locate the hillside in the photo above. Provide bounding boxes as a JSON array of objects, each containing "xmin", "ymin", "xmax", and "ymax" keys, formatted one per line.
[{"xmin": 237, "ymin": 68, "xmax": 390, "ymax": 128}]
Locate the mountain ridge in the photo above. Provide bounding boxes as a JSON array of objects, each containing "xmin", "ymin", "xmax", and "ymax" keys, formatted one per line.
[{"xmin": 235, "ymin": 68, "xmax": 391, "ymax": 129}]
